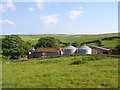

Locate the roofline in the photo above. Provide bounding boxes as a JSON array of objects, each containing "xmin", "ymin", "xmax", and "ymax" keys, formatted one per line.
[{"xmin": 89, "ymin": 45, "xmax": 110, "ymax": 50}]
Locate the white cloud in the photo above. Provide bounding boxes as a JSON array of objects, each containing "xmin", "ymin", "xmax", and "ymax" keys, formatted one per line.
[
  {"xmin": 6, "ymin": 0, "xmax": 16, "ymax": 11},
  {"xmin": 69, "ymin": 10, "xmax": 82, "ymax": 20},
  {"xmin": 0, "ymin": 19, "xmax": 15, "ymax": 25},
  {"xmin": 0, "ymin": 0, "xmax": 16, "ymax": 12},
  {"xmin": 40, "ymin": 14, "xmax": 58, "ymax": 25},
  {"xmin": 28, "ymin": 7, "xmax": 35, "ymax": 11},
  {"xmin": 36, "ymin": 0, "xmax": 44, "ymax": 10}
]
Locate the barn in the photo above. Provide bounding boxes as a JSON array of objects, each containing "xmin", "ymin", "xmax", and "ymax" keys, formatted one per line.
[
  {"xmin": 77, "ymin": 45, "xmax": 92, "ymax": 54},
  {"xmin": 89, "ymin": 46, "xmax": 112, "ymax": 54},
  {"xmin": 64, "ymin": 45, "xmax": 77, "ymax": 55},
  {"xmin": 35, "ymin": 48, "xmax": 64, "ymax": 58}
]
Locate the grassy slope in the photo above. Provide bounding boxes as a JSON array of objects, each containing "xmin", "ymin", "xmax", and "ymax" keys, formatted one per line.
[
  {"xmin": 1, "ymin": 33, "xmax": 119, "ymax": 48},
  {"xmin": 2, "ymin": 55, "xmax": 118, "ymax": 88},
  {"xmin": 19, "ymin": 33, "xmax": 119, "ymax": 48},
  {"xmin": 18, "ymin": 33, "xmax": 118, "ymax": 43}
]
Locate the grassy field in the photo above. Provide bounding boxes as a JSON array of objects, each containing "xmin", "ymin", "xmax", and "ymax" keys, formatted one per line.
[
  {"xmin": 1, "ymin": 33, "xmax": 119, "ymax": 48},
  {"xmin": 2, "ymin": 55, "xmax": 118, "ymax": 88}
]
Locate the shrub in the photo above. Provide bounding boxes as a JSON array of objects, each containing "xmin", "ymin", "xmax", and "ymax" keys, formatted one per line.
[
  {"xmin": 2, "ymin": 55, "xmax": 9, "ymax": 60},
  {"xmin": 71, "ymin": 59, "xmax": 86, "ymax": 65}
]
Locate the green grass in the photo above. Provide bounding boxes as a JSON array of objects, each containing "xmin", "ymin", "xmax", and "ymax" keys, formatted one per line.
[
  {"xmin": 1, "ymin": 33, "xmax": 119, "ymax": 48},
  {"xmin": 87, "ymin": 38, "xmax": 118, "ymax": 48},
  {"xmin": 2, "ymin": 55, "xmax": 118, "ymax": 88},
  {"xmin": 102, "ymin": 39, "xmax": 118, "ymax": 48},
  {"xmin": 18, "ymin": 33, "xmax": 118, "ymax": 44}
]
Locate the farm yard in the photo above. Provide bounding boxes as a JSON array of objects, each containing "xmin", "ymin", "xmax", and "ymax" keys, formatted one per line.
[
  {"xmin": 2, "ymin": 55, "xmax": 118, "ymax": 88},
  {"xmin": 1, "ymin": 1, "xmax": 119, "ymax": 88}
]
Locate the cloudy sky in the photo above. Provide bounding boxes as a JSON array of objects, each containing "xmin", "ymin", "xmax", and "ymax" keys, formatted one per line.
[{"xmin": 0, "ymin": 0, "xmax": 118, "ymax": 35}]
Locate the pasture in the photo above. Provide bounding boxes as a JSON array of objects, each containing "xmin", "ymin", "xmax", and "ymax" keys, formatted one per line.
[
  {"xmin": 2, "ymin": 55, "xmax": 118, "ymax": 88},
  {"xmin": 1, "ymin": 33, "xmax": 119, "ymax": 48}
]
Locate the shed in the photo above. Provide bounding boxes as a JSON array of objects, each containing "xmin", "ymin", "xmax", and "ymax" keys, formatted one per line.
[
  {"xmin": 64, "ymin": 45, "xmax": 77, "ymax": 55},
  {"xmin": 77, "ymin": 45, "xmax": 92, "ymax": 54},
  {"xmin": 89, "ymin": 46, "xmax": 112, "ymax": 54},
  {"xmin": 35, "ymin": 48, "xmax": 64, "ymax": 58}
]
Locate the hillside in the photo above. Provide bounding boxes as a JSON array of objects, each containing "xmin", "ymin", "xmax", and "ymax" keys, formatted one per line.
[
  {"xmin": 2, "ymin": 55, "xmax": 118, "ymax": 88},
  {"xmin": 1, "ymin": 33, "xmax": 119, "ymax": 48}
]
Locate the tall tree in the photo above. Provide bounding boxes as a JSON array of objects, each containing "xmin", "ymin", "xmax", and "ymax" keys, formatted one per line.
[
  {"xmin": 2, "ymin": 35, "xmax": 31, "ymax": 59},
  {"xmin": 96, "ymin": 40, "xmax": 102, "ymax": 46},
  {"xmin": 35, "ymin": 37, "xmax": 60, "ymax": 48}
]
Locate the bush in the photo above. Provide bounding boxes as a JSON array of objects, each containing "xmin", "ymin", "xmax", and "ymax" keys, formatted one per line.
[
  {"xmin": 71, "ymin": 59, "xmax": 86, "ymax": 65},
  {"xmin": 112, "ymin": 44, "xmax": 120, "ymax": 54},
  {"xmin": 2, "ymin": 55, "xmax": 9, "ymax": 60},
  {"xmin": 38, "ymin": 59, "xmax": 62, "ymax": 64},
  {"xmin": 70, "ymin": 55, "xmax": 106, "ymax": 65}
]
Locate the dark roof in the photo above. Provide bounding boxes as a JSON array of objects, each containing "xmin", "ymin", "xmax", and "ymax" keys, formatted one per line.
[
  {"xmin": 36, "ymin": 48, "xmax": 63, "ymax": 52},
  {"xmin": 89, "ymin": 46, "xmax": 110, "ymax": 51}
]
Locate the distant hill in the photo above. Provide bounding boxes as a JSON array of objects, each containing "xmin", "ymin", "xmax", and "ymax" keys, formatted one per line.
[{"xmin": 1, "ymin": 33, "xmax": 119, "ymax": 48}]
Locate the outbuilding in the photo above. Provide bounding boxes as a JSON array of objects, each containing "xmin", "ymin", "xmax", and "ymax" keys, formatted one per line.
[
  {"xmin": 35, "ymin": 48, "xmax": 64, "ymax": 58},
  {"xmin": 89, "ymin": 46, "xmax": 112, "ymax": 54}
]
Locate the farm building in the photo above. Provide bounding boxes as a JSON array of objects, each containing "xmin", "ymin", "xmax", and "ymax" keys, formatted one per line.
[
  {"xmin": 35, "ymin": 48, "xmax": 64, "ymax": 58},
  {"xmin": 64, "ymin": 45, "xmax": 77, "ymax": 55},
  {"xmin": 89, "ymin": 46, "xmax": 112, "ymax": 54},
  {"xmin": 77, "ymin": 45, "xmax": 92, "ymax": 54}
]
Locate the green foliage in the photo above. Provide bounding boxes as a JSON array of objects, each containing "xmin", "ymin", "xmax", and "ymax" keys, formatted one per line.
[
  {"xmin": 35, "ymin": 37, "xmax": 60, "ymax": 48},
  {"xmin": 71, "ymin": 59, "xmax": 86, "ymax": 65},
  {"xmin": 37, "ymin": 59, "xmax": 62, "ymax": 64},
  {"xmin": 2, "ymin": 55, "xmax": 9, "ymax": 60},
  {"xmin": 71, "ymin": 55, "xmax": 106, "ymax": 65},
  {"xmin": 112, "ymin": 44, "xmax": 120, "ymax": 54},
  {"xmin": 96, "ymin": 40, "xmax": 102, "ymax": 46},
  {"xmin": 2, "ymin": 35, "xmax": 31, "ymax": 59}
]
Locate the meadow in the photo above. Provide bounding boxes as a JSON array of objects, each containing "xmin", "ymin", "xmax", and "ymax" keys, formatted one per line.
[
  {"xmin": 1, "ymin": 33, "xmax": 119, "ymax": 48},
  {"xmin": 2, "ymin": 55, "xmax": 118, "ymax": 88}
]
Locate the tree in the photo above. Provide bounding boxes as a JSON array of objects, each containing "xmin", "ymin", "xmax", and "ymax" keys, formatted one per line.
[
  {"xmin": 35, "ymin": 37, "xmax": 60, "ymax": 48},
  {"xmin": 2, "ymin": 35, "xmax": 31, "ymax": 59},
  {"xmin": 96, "ymin": 40, "xmax": 102, "ymax": 46},
  {"xmin": 112, "ymin": 44, "xmax": 120, "ymax": 54}
]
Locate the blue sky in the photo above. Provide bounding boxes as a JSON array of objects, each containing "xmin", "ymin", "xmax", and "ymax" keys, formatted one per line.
[{"xmin": 0, "ymin": 1, "xmax": 118, "ymax": 35}]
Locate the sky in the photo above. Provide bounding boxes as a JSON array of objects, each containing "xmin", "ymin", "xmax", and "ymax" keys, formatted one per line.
[{"xmin": 0, "ymin": 0, "xmax": 118, "ymax": 35}]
